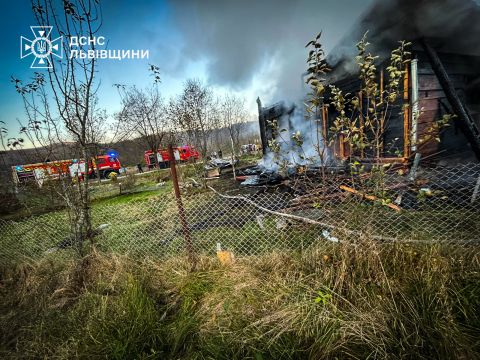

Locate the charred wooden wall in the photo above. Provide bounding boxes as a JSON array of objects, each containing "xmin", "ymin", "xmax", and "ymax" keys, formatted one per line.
[
  {"xmin": 415, "ymin": 51, "xmax": 480, "ymax": 163},
  {"xmin": 326, "ymin": 48, "xmax": 480, "ymax": 164},
  {"xmin": 257, "ymin": 100, "xmax": 295, "ymax": 154}
]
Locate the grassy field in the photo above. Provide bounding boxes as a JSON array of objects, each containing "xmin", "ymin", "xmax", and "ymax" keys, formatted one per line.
[
  {"xmin": 0, "ymin": 183, "xmax": 321, "ymax": 262},
  {"xmin": 0, "ymin": 172, "xmax": 176, "ymax": 261},
  {"xmin": 2, "ymin": 166, "xmax": 480, "ymax": 263},
  {"xmin": 1, "ymin": 240, "xmax": 479, "ymax": 359},
  {"xmin": 1, "ymin": 156, "xmax": 479, "ymax": 358},
  {"xmin": 0, "ymin": 169, "xmax": 172, "ymax": 221}
]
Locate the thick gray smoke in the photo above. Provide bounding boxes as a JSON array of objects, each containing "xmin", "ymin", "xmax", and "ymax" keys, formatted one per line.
[
  {"xmin": 360, "ymin": 0, "xmax": 480, "ymax": 55},
  {"xmin": 258, "ymin": 104, "xmax": 330, "ymax": 170},
  {"xmin": 328, "ymin": 0, "xmax": 480, "ymax": 81},
  {"xmin": 167, "ymin": 0, "xmax": 372, "ymax": 103},
  {"xmin": 168, "ymin": 0, "xmax": 480, "ymax": 101}
]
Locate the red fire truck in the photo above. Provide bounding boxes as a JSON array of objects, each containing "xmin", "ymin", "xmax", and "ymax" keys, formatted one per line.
[
  {"xmin": 144, "ymin": 145, "xmax": 200, "ymax": 169},
  {"xmin": 69, "ymin": 155, "xmax": 121, "ymax": 179},
  {"xmin": 12, "ymin": 154, "xmax": 121, "ymax": 185},
  {"xmin": 93, "ymin": 155, "xmax": 122, "ymax": 177},
  {"xmin": 12, "ymin": 160, "xmax": 73, "ymax": 185}
]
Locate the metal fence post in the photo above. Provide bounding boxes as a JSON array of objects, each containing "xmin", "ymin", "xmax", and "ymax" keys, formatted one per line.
[{"xmin": 168, "ymin": 144, "xmax": 196, "ymax": 268}]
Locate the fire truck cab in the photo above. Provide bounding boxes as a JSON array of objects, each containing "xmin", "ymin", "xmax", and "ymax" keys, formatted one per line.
[
  {"xmin": 94, "ymin": 155, "xmax": 121, "ymax": 178},
  {"xmin": 69, "ymin": 155, "xmax": 121, "ymax": 179}
]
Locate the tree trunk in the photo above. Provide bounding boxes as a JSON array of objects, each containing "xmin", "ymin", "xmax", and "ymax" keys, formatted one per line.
[{"xmin": 73, "ymin": 146, "xmax": 93, "ymax": 256}]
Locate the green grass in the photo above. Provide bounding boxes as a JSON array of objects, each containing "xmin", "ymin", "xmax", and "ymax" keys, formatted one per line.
[
  {"xmin": 1, "ymin": 241, "xmax": 479, "ymax": 359},
  {"xmin": 0, "ymin": 183, "xmax": 175, "ymax": 261},
  {"xmin": 1, "ymin": 169, "xmax": 171, "ymax": 221},
  {"xmin": 2, "ymin": 182, "xmax": 479, "ymax": 263},
  {"xmin": 93, "ymin": 185, "xmax": 170, "ymax": 206}
]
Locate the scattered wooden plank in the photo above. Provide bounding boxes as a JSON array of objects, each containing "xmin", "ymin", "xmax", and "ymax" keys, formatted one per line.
[{"xmin": 339, "ymin": 185, "xmax": 402, "ymax": 212}]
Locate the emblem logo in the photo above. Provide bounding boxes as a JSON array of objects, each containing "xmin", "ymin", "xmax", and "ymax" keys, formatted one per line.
[{"xmin": 20, "ymin": 26, "xmax": 63, "ymax": 69}]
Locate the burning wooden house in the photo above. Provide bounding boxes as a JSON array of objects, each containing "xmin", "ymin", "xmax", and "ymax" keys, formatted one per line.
[
  {"xmin": 324, "ymin": 0, "xmax": 480, "ymax": 165},
  {"xmin": 256, "ymin": 97, "xmax": 296, "ymax": 156}
]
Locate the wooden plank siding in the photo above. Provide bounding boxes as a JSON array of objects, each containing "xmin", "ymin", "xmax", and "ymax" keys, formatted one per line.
[
  {"xmin": 326, "ymin": 48, "xmax": 480, "ymax": 164},
  {"xmin": 415, "ymin": 52, "xmax": 478, "ymax": 162}
]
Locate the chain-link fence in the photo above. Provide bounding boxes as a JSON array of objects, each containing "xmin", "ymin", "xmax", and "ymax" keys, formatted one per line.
[{"xmin": 1, "ymin": 163, "xmax": 480, "ymax": 264}]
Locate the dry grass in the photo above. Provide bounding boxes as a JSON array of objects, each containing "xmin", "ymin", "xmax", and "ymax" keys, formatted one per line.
[{"xmin": 1, "ymin": 240, "xmax": 479, "ymax": 359}]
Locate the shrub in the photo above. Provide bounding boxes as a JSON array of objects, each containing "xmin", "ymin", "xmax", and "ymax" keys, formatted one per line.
[{"xmin": 120, "ymin": 173, "xmax": 136, "ymax": 191}]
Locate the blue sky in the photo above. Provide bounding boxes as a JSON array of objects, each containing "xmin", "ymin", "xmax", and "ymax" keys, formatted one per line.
[{"xmin": 0, "ymin": 0, "xmax": 372, "ymax": 139}]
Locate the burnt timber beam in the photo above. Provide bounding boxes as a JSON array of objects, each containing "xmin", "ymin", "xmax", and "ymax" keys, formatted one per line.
[
  {"xmin": 421, "ymin": 39, "xmax": 480, "ymax": 161},
  {"xmin": 257, "ymin": 97, "xmax": 267, "ymax": 155}
]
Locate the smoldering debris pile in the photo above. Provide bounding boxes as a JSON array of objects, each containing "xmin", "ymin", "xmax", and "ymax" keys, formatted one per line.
[
  {"xmin": 236, "ymin": 165, "xmax": 283, "ymax": 186},
  {"xmin": 206, "ymin": 158, "xmax": 238, "ymax": 170},
  {"xmin": 232, "ymin": 160, "xmax": 480, "ymax": 216},
  {"xmin": 204, "ymin": 158, "xmax": 239, "ymax": 178}
]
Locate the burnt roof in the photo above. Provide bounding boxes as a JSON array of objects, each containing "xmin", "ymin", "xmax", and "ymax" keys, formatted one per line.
[{"xmin": 326, "ymin": 0, "xmax": 480, "ymax": 83}]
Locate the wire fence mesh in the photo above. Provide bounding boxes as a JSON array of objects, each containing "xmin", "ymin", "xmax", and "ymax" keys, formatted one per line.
[{"xmin": 1, "ymin": 163, "xmax": 480, "ymax": 264}]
